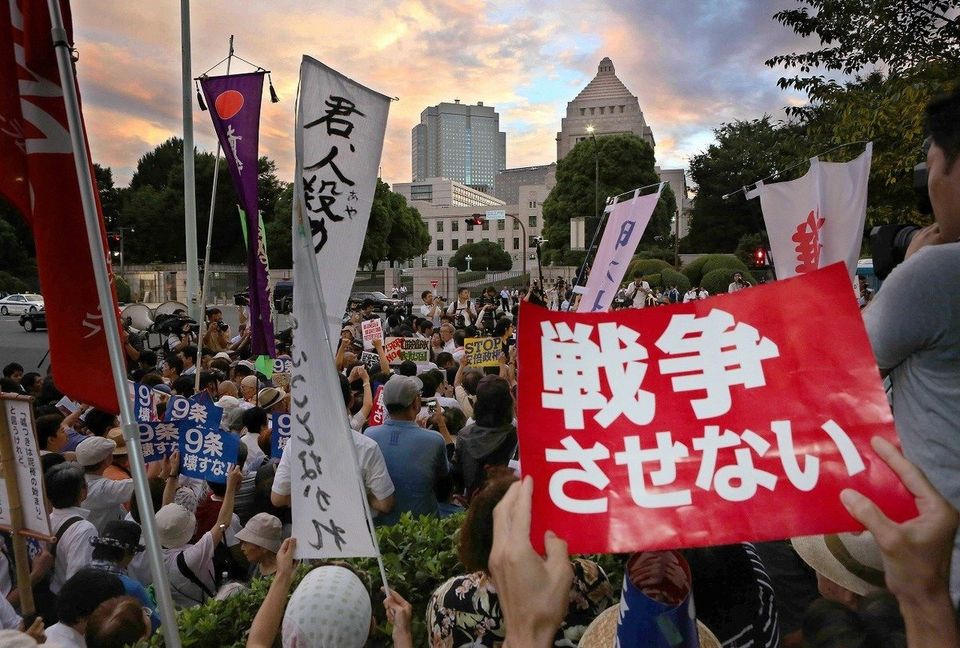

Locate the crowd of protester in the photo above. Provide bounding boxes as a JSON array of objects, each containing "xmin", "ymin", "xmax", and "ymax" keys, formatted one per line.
[{"xmin": 0, "ymin": 90, "xmax": 958, "ymax": 647}]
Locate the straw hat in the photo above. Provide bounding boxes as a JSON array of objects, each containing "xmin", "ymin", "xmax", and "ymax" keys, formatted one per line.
[
  {"xmin": 105, "ymin": 427, "xmax": 128, "ymax": 455},
  {"xmin": 791, "ymin": 532, "xmax": 885, "ymax": 596},
  {"xmin": 578, "ymin": 605, "xmax": 721, "ymax": 648}
]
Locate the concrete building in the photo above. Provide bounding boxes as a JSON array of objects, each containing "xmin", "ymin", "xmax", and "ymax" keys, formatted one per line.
[
  {"xmin": 556, "ymin": 57, "xmax": 655, "ymax": 160},
  {"xmin": 557, "ymin": 56, "xmax": 692, "ymax": 240},
  {"xmin": 394, "ymin": 177, "xmax": 547, "ymax": 270},
  {"xmin": 412, "ymin": 100, "xmax": 506, "ymax": 192},
  {"xmin": 492, "ymin": 163, "xmax": 556, "ymax": 204}
]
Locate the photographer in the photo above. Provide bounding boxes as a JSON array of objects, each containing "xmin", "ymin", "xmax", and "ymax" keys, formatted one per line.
[
  {"xmin": 203, "ymin": 307, "xmax": 231, "ymax": 352},
  {"xmin": 447, "ymin": 288, "xmax": 478, "ymax": 328},
  {"xmin": 420, "ymin": 290, "xmax": 444, "ymax": 327},
  {"xmin": 164, "ymin": 311, "xmax": 195, "ymax": 354},
  {"xmin": 863, "ymin": 89, "xmax": 960, "ymax": 603},
  {"xmin": 476, "ymin": 286, "xmax": 503, "ymax": 330},
  {"xmin": 727, "ymin": 272, "xmax": 751, "ymax": 293}
]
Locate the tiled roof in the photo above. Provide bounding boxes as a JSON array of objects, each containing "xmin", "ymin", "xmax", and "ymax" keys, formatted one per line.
[{"xmin": 572, "ymin": 57, "xmax": 635, "ymax": 103}]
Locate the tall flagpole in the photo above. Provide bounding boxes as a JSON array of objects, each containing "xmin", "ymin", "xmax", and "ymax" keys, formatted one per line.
[
  {"xmin": 181, "ymin": 0, "xmax": 200, "ymax": 322},
  {"xmin": 195, "ymin": 35, "xmax": 233, "ymax": 394},
  {"xmin": 46, "ymin": 2, "xmax": 182, "ymax": 645}
]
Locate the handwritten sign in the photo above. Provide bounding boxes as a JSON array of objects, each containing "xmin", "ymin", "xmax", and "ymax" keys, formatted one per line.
[
  {"xmin": 517, "ymin": 263, "xmax": 915, "ymax": 554},
  {"xmin": 359, "ymin": 351, "xmax": 381, "ymax": 373},
  {"xmin": 0, "ymin": 397, "xmax": 51, "ymax": 538},
  {"xmin": 361, "ymin": 318, "xmax": 383, "ymax": 342},
  {"xmin": 383, "ymin": 337, "xmax": 429, "ymax": 365},
  {"xmin": 367, "ymin": 385, "xmax": 385, "ymax": 428},
  {"xmin": 465, "ymin": 337, "xmax": 501, "ymax": 367}
]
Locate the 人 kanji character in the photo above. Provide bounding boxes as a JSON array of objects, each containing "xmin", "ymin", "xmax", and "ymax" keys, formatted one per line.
[
  {"xmin": 614, "ymin": 432, "xmax": 692, "ymax": 508},
  {"xmin": 656, "ymin": 309, "xmax": 779, "ymax": 419},
  {"xmin": 694, "ymin": 426, "xmax": 777, "ymax": 502},
  {"xmin": 545, "ymin": 436, "xmax": 610, "ymax": 513},
  {"xmin": 541, "ymin": 321, "xmax": 654, "ymax": 429}
]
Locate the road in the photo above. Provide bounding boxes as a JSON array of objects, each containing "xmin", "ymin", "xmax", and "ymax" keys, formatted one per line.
[{"xmin": 0, "ymin": 308, "xmax": 294, "ymax": 374}]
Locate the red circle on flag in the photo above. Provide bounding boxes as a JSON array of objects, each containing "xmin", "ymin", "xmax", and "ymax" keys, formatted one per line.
[{"xmin": 215, "ymin": 90, "xmax": 244, "ymax": 119}]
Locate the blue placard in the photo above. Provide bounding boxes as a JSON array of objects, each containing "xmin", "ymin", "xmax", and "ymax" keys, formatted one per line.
[
  {"xmin": 178, "ymin": 426, "xmax": 239, "ymax": 483},
  {"xmin": 138, "ymin": 421, "xmax": 180, "ymax": 463},
  {"xmin": 163, "ymin": 396, "xmax": 191, "ymax": 422},
  {"xmin": 133, "ymin": 383, "xmax": 154, "ymax": 422},
  {"xmin": 270, "ymin": 412, "xmax": 292, "ymax": 459}
]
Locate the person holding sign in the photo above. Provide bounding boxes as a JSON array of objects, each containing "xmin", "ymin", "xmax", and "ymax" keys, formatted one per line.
[{"xmin": 46, "ymin": 463, "xmax": 99, "ymax": 597}]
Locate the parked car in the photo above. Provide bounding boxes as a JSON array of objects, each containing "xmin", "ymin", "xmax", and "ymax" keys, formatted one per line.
[
  {"xmin": 233, "ymin": 280, "xmax": 294, "ymax": 314},
  {"xmin": 0, "ymin": 293, "xmax": 44, "ymax": 315},
  {"xmin": 19, "ymin": 310, "xmax": 47, "ymax": 332},
  {"xmin": 348, "ymin": 291, "xmax": 405, "ymax": 312}
]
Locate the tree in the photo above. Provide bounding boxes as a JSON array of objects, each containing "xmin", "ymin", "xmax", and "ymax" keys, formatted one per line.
[
  {"xmin": 448, "ymin": 240, "xmax": 512, "ymax": 272},
  {"xmin": 94, "ymin": 164, "xmax": 122, "ymax": 230},
  {"xmin": 359, "ymin": 180, "xmax": 398, "ymax": 270},
  {"xmin": 385, "ymin": 194, "xmax": 430, "ymax": 267},
  {"xmin": 765, "ymin": 0, "xmax": 960, "ymax": 100},
  {"xmin": 541, "ymin": 134, "xmax": 673, "ymax": 264},
  {"xmin": 684, "ymin": 118, "xmax": 805, "ymax": 253}
]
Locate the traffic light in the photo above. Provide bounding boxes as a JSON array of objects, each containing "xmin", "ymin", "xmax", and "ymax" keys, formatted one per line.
[
  {"xmin": 464, "ymin": 215, "xmax": 485, "ymax": 228},
  {"xmin": 753, "ymin": 248, "xmax": 766, "ymax": 267}
]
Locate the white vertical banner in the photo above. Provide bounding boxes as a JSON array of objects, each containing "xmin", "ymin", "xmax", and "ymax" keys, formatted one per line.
[
  {"xmin": 288, "ymin": 198, "xmax": 377, "ymax": 559},
  {"xmin": 296, "ymin": 56, "xmax": 391, "ymax": 351},
  {"xmin": 0, "ymin": 397, "xmax": 51, "ymax": 537},
  {"xmin": 580, "ymin": 184, "xmax": 664, "ymax": 312},
  {"xmin": 757, "ymin": 144, "xmax": 872, "ymax": 280}
]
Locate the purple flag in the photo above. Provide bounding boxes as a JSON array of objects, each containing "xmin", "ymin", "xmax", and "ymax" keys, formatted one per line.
[{"xmin": 200, "ymin": 72, "xmax": 276, "ymax": 356}]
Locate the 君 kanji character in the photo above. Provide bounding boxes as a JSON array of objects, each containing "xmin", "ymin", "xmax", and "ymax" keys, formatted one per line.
[
  {"xmin": 304, "ymin": 95, "xmax": 365, "ymax": 138},
  {"xmin": 541, "ymin": 321, "xmax": 654, "ymax": 429},
  {"xmin": 694, "ymin": 426, "xmax": 777, "ymax": 502},
  {"xmin": 614, "ymin": 432, "xmax": 692, "ymax": 508},
  {"xmin": 656, "ymin": 309, "xmax": 779, "ymax": 419},
  {"xmin": 545, "ymin": 436, "xmax": 610, "ymax": 513}
]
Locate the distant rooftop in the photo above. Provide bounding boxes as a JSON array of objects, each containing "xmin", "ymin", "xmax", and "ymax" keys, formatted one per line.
[{"xmin": 573, "ymin": 57, "xmax": 634, "ymax": 102}]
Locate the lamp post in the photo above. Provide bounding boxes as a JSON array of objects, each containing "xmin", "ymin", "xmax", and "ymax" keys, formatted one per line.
[
  {"xmin": 573, "ymin": 126, "xmax": 600, "ymax": 288},
  {"xmin": 108, "ymin": 226, "xmax": 135, "ymax": 278},
  {"xmin": 470, "ymin": 213, "xmax": 527, "ymax": 276},
  {"xmin": 465, "ymin": 254, "xmax": 473, "ymax": 272}
]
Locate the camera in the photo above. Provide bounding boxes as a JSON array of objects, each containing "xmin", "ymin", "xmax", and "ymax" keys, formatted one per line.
[
  {"xmin": 869, "ymin": 153, "xmax": 933, "ymax": 280},
  {"xmin": 217, "ymin": 321, "xmax": 229, "ymax": 331},
  {"xmin": 233, "ymin": 292, "xmax": 249, "ymax": 307}
]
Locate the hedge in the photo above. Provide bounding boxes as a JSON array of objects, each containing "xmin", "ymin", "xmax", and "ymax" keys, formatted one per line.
[
  {"xmin": 700, "ymin": 268, "xmax": 743, "ymax": 296},
  {"xmin": 627, "ymin": 258, "xmax": 672, "ymax": 279},
  {"xmin": 681, "ymin": 254, "xmax": 747, "ymax": 287},
  {"xmin": 145, "ymin": 513, "xmax": 626, "ymax": 647}
]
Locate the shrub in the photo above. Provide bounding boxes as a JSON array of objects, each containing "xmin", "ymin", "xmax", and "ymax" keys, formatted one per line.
[
  {"xmin": 642, "ymin": 273, "xmax": 662, "ymax": 290},
  {"xmin": 144, "ymin": 512, "xmax": 626, "ymax": 647},
  {"xmin": 0, "ymin": 271, "xmax": 28, "ymax": 294},
  {"xmin": 114, "ymin": 275, "xmax": 132, "ymax": 303},
  {"xmin": 680, "ymin": 255, "xmax": 710, "ymax": 285},
  {"xmin": 700, "ymin": 268, "xmax": 743, "ymax": 296},
  {"xmin": 660, "ymin": 268, "xmax": 691, "ymax": 293},
  {"xmin": 627, "ymin": 258, "xmax": 672, "ymax": 279},
  {"xmin": 699, "ymin": 254, "xmax": 748, "ymax": 278}
]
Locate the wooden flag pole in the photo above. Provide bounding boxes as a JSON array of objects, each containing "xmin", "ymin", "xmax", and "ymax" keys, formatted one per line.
[{"xmin": 0, "ymin": 394, "xmax": 36, "ymax": 616}]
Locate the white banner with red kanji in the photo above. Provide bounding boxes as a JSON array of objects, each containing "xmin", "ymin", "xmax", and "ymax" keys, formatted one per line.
[
  {"xmin": 756, "ymin": 144, "xmax": 871, "ymax": 280},
  {"xmin": 517, "ymin": 263, "xmax": 914, "ymax": 554}
]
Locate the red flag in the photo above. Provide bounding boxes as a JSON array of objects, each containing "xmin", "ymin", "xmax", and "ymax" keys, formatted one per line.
[{"xmin": 0, "ymin": 0, "xmax": 119, "ymax": 413}]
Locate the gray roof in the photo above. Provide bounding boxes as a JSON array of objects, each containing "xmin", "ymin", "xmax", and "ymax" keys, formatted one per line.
[{"xmin": 572, "ymin": 57, "xmax": 635, "ymax": 103}]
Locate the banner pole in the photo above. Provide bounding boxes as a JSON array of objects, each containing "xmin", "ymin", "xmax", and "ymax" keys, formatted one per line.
[
  {"xmin": 0, "ymin": 398, "xmax": 35, "ymax": 616},
  {"xmin": 195, "ymin": 35, "xmax": 233, "ymax": 395},
  {"xmin": 573, "ymin": 198, "xmax": 611, "ymax": 290},
  {"xmin": 181, "ymin": 0, "xmax": 200, "ymax": 322},
  {"xmin": 45, "ymin": 2, "xmax": 182, "ymax": 645}
]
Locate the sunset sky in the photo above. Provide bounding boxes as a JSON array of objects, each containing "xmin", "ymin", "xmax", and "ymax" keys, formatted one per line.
[{"xmin": 71, "ymin": 0, "xmax": 811, "ymax": 188}]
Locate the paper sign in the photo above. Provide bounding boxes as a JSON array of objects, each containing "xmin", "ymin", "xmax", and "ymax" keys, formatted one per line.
[
  {"xmin": 361, "ymin": 318, "xmax": 383, "ymax": 342},
  {"xmin": 465, "ymin": 337, "xmax": 502, "ymax": 367},
  {"xmin": 163, "ymin": 396, "xmax": 191, "ymax": 422},
  {"xmin": 132, "ymin": 383, "xmax": 156, "ymax": 422},
  {"xmin": 430, "ymin": 280, "xmax": 439, "ymax": 289},
  {"xmin": 273, "ymin": 357, "xmax": 294, "ymax": 374},
  {"xmin": 359, "ymin": 351, "xmax": 381, "ymax": 372},
  {"xmin": 0, "ymin": 397, "xmax": 51, "ymax": 538},
  {"xmin": 270, "ymin": 412, "xmax": 292, "ymax": 459},
  {"xmin": 178, "ymin": 426, "xmax": 239, "ymax": 483},
  {"xmin": 517, "ymin": 263, "xmax": 915, "ymax": 554},
  {"xmin": 383, "ymin": 337, "xmax": 429, "ymax": 365},
  {"xmin": 138, "ymin": 421, "xmax": 180, "ymax": 463}
]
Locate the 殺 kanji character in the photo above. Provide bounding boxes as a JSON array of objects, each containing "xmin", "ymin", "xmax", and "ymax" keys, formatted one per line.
[
  {"xmin": 614, "ymin": 432, "xmax": 691, "ymax": 508},
  {"xmin": 187, "ymin": 403, "xmax": 208, "ymax": 425},
  {"xmin": 541, "ymin": 321, "xmax": 654, "ymax": 429},
  {"xmin": 820, "ymin": 419, "xmax": 865, "ymax": 476},
  {"xmin": 545, "ymin": 436, "xmax": 610, "ymax": 513},
  {"xmin": 202, "ymin": 431, "xmax": 223, "ymax": 456},
  {"xmin": 656, "ymin": 309, "xmax": 779, "ymax": 419},
  {"xmin": 771, "ymin": 420, "xmax": 819, "ymax": 491},
  {"xmin": 791, "ymin": 208, "xmax": 825, "ymax": 273},
  {"xmin": 694, "ymin": 426, "xmax": 777, "ymax": 502}
]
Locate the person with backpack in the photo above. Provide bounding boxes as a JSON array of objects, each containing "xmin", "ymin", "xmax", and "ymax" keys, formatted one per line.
[
  {"xmin": 46, "ymin": 463, "xmax": 97, "ymax": 599},
  {"xmin": 154, "ymin": 452, "xmax": 242, "ymax": 608}
]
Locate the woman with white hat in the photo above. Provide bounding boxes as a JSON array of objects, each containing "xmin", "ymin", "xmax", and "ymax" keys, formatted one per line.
[
  {"xmin": 155, "ymin": 454, "xmax": 242, "ymax": 608},
  {"xmin": 235, "ymin": 513, "xmax": 282, "ymax": 578}
]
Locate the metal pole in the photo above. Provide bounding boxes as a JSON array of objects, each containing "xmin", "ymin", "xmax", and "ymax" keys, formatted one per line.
[
  {"xmin": 195, "ymin": 35, "xmax": 233, "ymax": 394},
  {"xmin": 574, "ymin": 133, "xmax": 600, "ymax": 288},
  {"xmin": 46, "ymin": 3, "xmax": 182, "ymax": 645},
  {"xmin": 505, "ymin": 213, "xmax": 526, "ymax": 277},
  {"xmin": 119, "ymin": 227, "xmax": 125, "ymax": 278},
  {"xmin": 181, "ymin": 0, "xmax": 200, "ymax": 322}
]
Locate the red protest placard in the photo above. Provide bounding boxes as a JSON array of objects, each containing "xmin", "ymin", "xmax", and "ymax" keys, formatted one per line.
[
  {"xmin": 517, "ymin": 263, "xmax": 915, "ymax": 554},
  {"xmin": 362, "ymin": 318, "xmax": 383, "ymax": 342},
  {"xmin": 368, "ymin": 385, "xmax": 386, "ymax": 428}
]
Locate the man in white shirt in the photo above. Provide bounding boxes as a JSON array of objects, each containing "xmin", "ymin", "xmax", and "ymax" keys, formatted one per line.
[
  {"xmin": 683, "ymin": 287, "xmax": 699, "ymax": 303},
  {"xmin": 623, "ymin": 272, "xmax": 652, "ymax": 308},
  {"xmin": 447, "ymin": 288, "xmax": 477, "ymax": 328},
  {"xmin": 46, "ymin": 463, "xmax": 99, "ymax": 595},
  {"xmin": 44, "ymin": 569, "xmax": 125, "ymax": 647},
  {"xmin": 77, "ymin": 436, "xmax": 134, "ymax": 533},
  {"xmin": 728, "ymin": 272, "xmax": 751, "ymax": 293},
  {"xmin": 419, "ymin": 290, "xmax": 445, "ymax": 326},
  {"xmin": 180, "ymin": 344, "xmax": 198, "ymax": 376}
]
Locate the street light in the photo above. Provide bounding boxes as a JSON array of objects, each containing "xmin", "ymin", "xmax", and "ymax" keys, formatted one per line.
[
  {"xmin": 464, "ymin": 254, "xmax": 473, "ymax": 271},
  {"xmin": 108, "ymin": 226, "xmax": 135, "ymax": 278},
  {"xmin": 573, "ymin": 126, "xmax": 600, "ymax": 288}
]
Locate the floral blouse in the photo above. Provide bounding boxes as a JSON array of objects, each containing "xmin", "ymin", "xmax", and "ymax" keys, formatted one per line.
[{"xmin": 428, "ymin": 558, "xmax": 616, "ymax": 647}]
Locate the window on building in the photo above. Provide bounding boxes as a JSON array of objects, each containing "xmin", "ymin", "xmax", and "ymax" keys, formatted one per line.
[
  {"xmin": 599, "ymin": 107, "xmax": 605, "ymax": 114},
  {"xmin": 452, "ymin": 239, "xmax": 459, "ymax": 251},
  {"xmin": 452, "ymin": 220, "xmax": 459, "ymax": 232},
  {"xmin": 437, "ymin": 240, "xmax": 444, "ymax": 251},
  {"xmin": 436, "ymin": 220, "xmax": 443, "ymax": 232},
  {"xmin": 497, "ymin": 238, "xmax": 505, "ymax": 248},
  {"xmin": 529, "ymin": 235, "xmax": 538, "ymax": 248},
  {"xmin": 467, "ymin": 238, "xmax": 474, "ymax": 245},
  {"xmin": 497, "ymin": 220, "xmax": 504, "ymax": 231},
  {"xmin": 589, "ymin": 107, "xmax": 595, "ymax": 115},
  {"xmin": 513, "ymin": 220, "xmax": 519, "ymax": 230},
  {"xmin": 482, "ymin": 220, "xmax": 489, "ymax": 231},
  {"xmin": 619, "ymin": 105, "xmax": 625, "ymax": 113},
  {"xmin": 529, "ymin": 215, "xmax": 537, "ymax": 227},
  {"xmin": 580, "ymin": 108, "xmax": 585, "ymax": 116},
  {"xmin": 513, "ymin": 237, "xmax": 520, "ymax": 250}
]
